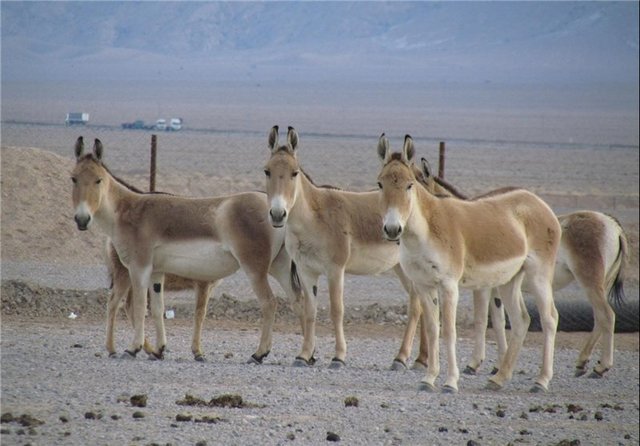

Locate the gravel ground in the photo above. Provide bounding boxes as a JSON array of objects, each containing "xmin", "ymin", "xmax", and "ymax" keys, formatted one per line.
[{"xmin": 1, "ymin": 311, "xmax": 638, "ymax": 446}]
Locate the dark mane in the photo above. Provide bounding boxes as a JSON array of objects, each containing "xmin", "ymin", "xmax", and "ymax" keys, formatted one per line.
[
  {"xmin": 79, "ymin": 154, "xmax": 172, "ymax": 196},
  {"xmin": 470, "ymin": 186, "xmax": 522, "ymax": 201}
]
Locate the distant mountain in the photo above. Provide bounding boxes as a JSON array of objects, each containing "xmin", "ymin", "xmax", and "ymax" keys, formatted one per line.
[{"xmin": 1, "ymin": 2, "xmax": 638, "ymax": 85}]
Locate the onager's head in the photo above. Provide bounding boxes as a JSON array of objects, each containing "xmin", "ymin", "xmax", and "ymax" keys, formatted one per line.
[
  {"xmin": 71, "ymin": 137, "xmax": 108, "ymax": 231},
  {"xmin": 376, "ymin": 134, "xmax": 417, "ymax": 241},
  {"xmin": 264, "ymin": 125, "xmax": 301, "ymax": 227}
]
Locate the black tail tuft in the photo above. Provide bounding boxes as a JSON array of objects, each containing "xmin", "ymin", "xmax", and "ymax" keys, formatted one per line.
[
  {"xmin": 290, "ymin": 260, "xmax": 302, "ymax": 297},
  {"xmin": 607, "ymin": 234, "xmax": 627, "ymax": 310}
]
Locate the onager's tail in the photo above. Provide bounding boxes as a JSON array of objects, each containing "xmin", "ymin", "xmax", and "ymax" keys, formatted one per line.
[
  {"xmin": 606, "ymin": 226, "xmax": 629, "ymax": 309},
  {"xmin": 290, "ymin": 261, "xmax": 302, "ymax": 298}
]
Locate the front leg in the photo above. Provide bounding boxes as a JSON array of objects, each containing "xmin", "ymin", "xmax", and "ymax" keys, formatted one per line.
[
  {"xmin": 440, "ymin": 282, "xmax": 460, "ymax": 393},
  {"xmin": 147, "ymin": 273, "xmax": 167, "ymax": 360},
  {"xmin": 418, "ymin": 288, "xmax": 440, "ymax": 391},
  {"xmin": 327, "ymin": 266, "xmax": 347, "ymax": 369},
  {"xmin": 123, "ymin": 266, "xmax": 152, "ymax": 358}
]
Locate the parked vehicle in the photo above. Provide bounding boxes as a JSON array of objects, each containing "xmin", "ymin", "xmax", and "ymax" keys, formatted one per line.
[
  {"xmin": 121, "ymin": 120, "xmax": 154, "ymax": 130},
  {"xmin": 155, "ymin": 119, "xmax": 167, "ymax": 131},
  {"xmin": 168, "ymin": 118, "xmax": 183, "ymax": 131},
  {"xmin": 65, "ymin": 112, "xmax": 89, "ymax": 126}
]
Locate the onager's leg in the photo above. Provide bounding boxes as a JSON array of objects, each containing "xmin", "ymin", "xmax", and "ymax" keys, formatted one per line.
[
  {"xmin": 417, "ymin": 287, "xmax": 440, "ymax": 392},
  {"xmin": 292, "ymin": 268, "xmax": 319, "ymax": 367},
  {"xmin": 464, "ymin": 288, "xmax": 491, "ymax": 375},
  {"xmin": 124, "ymin": 265, "xmax": 152, "ymax": 358},
  {"xmin": 191, "ymin": 281, "xmax": 217, "ymax": 362},
  {"xmin": 576, "ymin": 281, "xmax": 614, "ymax": 378},
  {"xmin": 527, "ymin": 273, "xmax": 558, "ymax": 392},
  {"xmin": 148, "ymin": 273, "xmax": 167, "ymax": 359},
  {"xmin": 106, "ymin": 279, "xmax": 129, "ymax": 357},
  {"xmin": 489, "ymin": 291, "xmax": 508, "ymax": 369},
  {"xmin": 488, "ymin": 272, "xmax": 529, "ymax": 391},
  {"xmin": 392, "ymin": 265, "xmax": 428, "ymax": 370},
  {"xmin": 245, "ymin": 270, "xmax": 278, "ymax": 364},
  {"xmin": 440, "ymin": 282, "xmax": 460, "ymax": 392},
  {"xmin": 327, "ymin": 266, "xmax": 347, "ymax": 368}
]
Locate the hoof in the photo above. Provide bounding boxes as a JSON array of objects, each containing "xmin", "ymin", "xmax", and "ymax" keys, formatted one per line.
[
  {"xmin": 485, "ymin": 380, "xmax": 503, "ymax": 391},
  {"xmin": 120, "ymin": 350, "xmax": 137, "ymax": 360},
  {"xmin": 442, "ymin": 385, "xmax": 458, "ymax": 394},
  {"xmin": 490, "ymin": 367, "xmax": 499, "ymax": 376},
  {"xmin": 391, "ymin": 359, "xmax": 407, "ymax": 371},
  {"xmin": 463, "ymin": 365, "xmax": 477, "ymax": 376},
  {"xmin": 529, "ymin": 382, "xmax": 548, "ymax": 393},
  {"xmin": 588, "ymin": 369, "xmax": 606, "ymax": 379},
  {"xmin": 329, "ymin": 358, "xmax": 346, "ymax": 370},
  {"xmin": 148, "ymin": 348, "xmax": 165, "ymax": 361},
  {"xmin": 419, "ymin": 382, "xmax": 436, "ymax": 393},
  {"xmin": 292, "ymin": 356, "xmax": 313, "ymax": 367},
  {"xmin": 411, "ymin": 360, "xmax": 428, "ymax": 371},
  {"xmin": 248, "ymin": 351, "xmax": 269, "ymax": 365},
  {"xmin": 574, "ymin": 367, "xmax": 587, "ymax": 378},
  {"xmin": 194, "ymin": 354, "xmax": 206, "ymax": 363},
  {"xmin": 108, "ymin": 352, "xmax": 118, "ymax": 359}
]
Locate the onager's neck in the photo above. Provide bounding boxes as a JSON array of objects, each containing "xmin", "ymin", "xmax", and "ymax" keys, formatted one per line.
[
  {"xmin": 287, "ymin": 173, "xmax": 321, "ymax": 231},
  {"xmin": 92, "ymin": 176, "xmax": 137, "ymax": 237},
  {"xmin": 402, "ymin": 185, "xmax": 434, "ymax": 244}
]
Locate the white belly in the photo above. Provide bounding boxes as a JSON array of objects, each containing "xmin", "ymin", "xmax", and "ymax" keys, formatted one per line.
[
  {"xmin": 346, "ymin": 242, "xmax": 399, "ymax": 275},
  {"xmin": 153, "ymin": 240, "xmax": 240, "ymax": 282},
  {"xmin": 459, "ymin": 256, "xmax": 526, "ymax": 289}
]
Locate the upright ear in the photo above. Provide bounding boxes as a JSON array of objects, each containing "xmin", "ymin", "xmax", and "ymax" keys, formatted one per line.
[
  {"xmin": 421, "ymin": 157, "xmax": 433, "ymax": 179},
  {"xmin": 93, "ymin": 139, "xmax": 103, "ymax": 160},
  {"xmin": 74, "ymin": 136, "xmax": 85, "ymax": 160},
  {"xmin": 268, "ymin": 125, "xmax": 279, "ymax": 153},
  {"xmin": 401, "ymin": 135, "xmax": 415, "ymax": 164},
  {"xmin": 377, "ymin": 133, "xmax": 390, "ymax": 164},
  {"xmin": 287, "ymin": 126, "xmax": 298, "ymax": 153}
]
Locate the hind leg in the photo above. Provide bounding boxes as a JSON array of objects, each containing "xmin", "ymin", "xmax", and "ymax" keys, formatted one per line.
[
  {"xmin": 191, "ymin": 281, "xmax": 217, "ymax": 362},
  {"xmin": 488, "ymin": 272, "xmax": 529, "ymax": 390},
  {"xmin": 575, "ymin": 284, "xmax": 614, "ymax": 377},
  {"xmin": 527, "ymin": 276, "xmax": 558, "ymax": 392},
  {"xmin": 244, "ymin": 271, "xmax": 278, "ymax": 364},
  {"xmin": 489, "ymin": 290, "xmax": 508, "ymax": 373}
]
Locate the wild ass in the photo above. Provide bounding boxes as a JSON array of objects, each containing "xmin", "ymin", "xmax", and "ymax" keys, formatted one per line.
[
  {"xmin": 407, "ymin": 157, "xmax": 628, "ymax": 378},
  {"xmin": 71, "ymin": 137, "xmax": 301, "ymax": 363},
  {"xmin": 264, "ymin": 126, "xmax": 431, "ymax": 368},
  {"xmin": 377, "ymin": 134, "xmax": 561, "ymax": 393}
]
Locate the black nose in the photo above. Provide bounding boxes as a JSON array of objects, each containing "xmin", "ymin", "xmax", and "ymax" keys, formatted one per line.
[
  {"xmin": 269, "ymin": 208, "xmax": 287, "ymax": 224},
  {"xmin": 75, "ymin": 214, "xmax": 90, "ymax": 231},
  {"xmin": 383, "ymin": 224, "xmax": 402, "ymax": 240}
]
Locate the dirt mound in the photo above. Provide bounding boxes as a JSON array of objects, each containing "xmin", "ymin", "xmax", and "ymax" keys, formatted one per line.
[{"xmin": 1, "ymin": 146, "xmax": 107, "ymax": 265}]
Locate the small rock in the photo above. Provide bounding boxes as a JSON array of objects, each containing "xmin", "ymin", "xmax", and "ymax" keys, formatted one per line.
[
  {"xmin": 130, "ymin": 394, "xmax": 147, "ymax": 408},
  {"xmin": 176, "ymin": 413, "xmax": 192, "ymax": 422},
  {"xmin": 326, "ymin": 431, "xmax": 340, "ymax": 442},
  {"xmin": 59, "ymin": 416, "xmax": 68, "ymax": 423},
  {"xmin": 1, "ymin": 413, "xmax": 14, "ymax": 423},
  {"xmin": 84, "ymin": 412, "xmax": 97, "ymax": 420},
  {"xmin": 111, "ymin": 414, "xmax": 120, "ymax": 420},
  {"xmin": 286, "ymin": 432, "xmax": 296, "ymax": 441},
  {"xmin": 594, "ymin": 411, "xmax": 604, "ymax": 421},
  {"xmin": 195, "ymin": 441, "xmax": 207, "ymax": 446},
  {"xmin": 467, "ymin": 441, "xmax": 481, "ymax": 446},
  {"xmin": 132, "ymin": 411, "xmax": 145, "ymax": 419},
  {"xmin": 344, "ymin": 396, "xmax": 359, "ymax": 407},
  {"xmin": 438, "ymin": 427, "xmax": 448, "ymax": 432},
  {"xmin": 496, "ymin": 409, "xmax": 506, "ymax": 418},
  {"xmin": 567, "ymin": 404, "xmax": 583, "ymax": 413}
]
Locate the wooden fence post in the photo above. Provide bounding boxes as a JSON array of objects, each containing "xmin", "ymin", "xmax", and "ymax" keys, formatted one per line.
[
  {"xmin": 438, "ymin": 141, "xmax": 446, "ymax": 179},
  {"xmin": 150, "ymin": 134, "xmax": 157, "ymax": 192}
]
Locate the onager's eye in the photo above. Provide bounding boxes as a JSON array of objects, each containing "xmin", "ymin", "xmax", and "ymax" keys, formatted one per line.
[
  {"xmin": 264, "ymin": 169, "xmax": 271, "ymax": 178},
  {"xmin": 292, "ymin": 171, "xmax": 299, "ymax": 178},
  {"xmin": 96, "ymin": 178, "xmax": 102, "ymax": 185},
  {"xmin": 407, "ymin": 182, "xmax": 413, "ymax": 191},
  {"xmin": 71, "ymin": 177, "xmax": 77, "ymax": 184},
  {"xmin": 377, "ymin": 182, "xmax": 383, "ymax": 190}
]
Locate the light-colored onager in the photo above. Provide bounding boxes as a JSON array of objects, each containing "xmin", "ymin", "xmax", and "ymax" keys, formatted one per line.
[
  {"xmin": 377, "ymin": 134, "xmax": 561, "ymax": 393},
  {"xmin": 264, "ymin": 126, "xmax": 430, "ymax": 368},
  {"xmin": 71, "ymin": 137, "xmax": 301, "ymax": 362},
  {"xmin": 106, "ymin": 242, "xmax": 216, "ymax": 361},
  {"xmin": 411, "ymin": 158, "xmax": 628, "ymax": 378}
]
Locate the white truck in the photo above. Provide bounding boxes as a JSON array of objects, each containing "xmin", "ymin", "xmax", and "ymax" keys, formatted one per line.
[
  {"xmin": 65, "ymin": 112, "xmax": 89, "ymax": 126},
  {"xmin": 169, "ymin": 118, "xmax": 183, "ymax": 131},
  {"xmin": 155, "ymin": 119, "xmax": 167, "ymax": 131}
]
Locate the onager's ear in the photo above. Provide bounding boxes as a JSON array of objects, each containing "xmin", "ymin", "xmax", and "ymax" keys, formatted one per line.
[
  {"xmin": 93, "ymin": 139, "xmax": 104, "ymax": 160},
  {"xmin": 74, "ymin": 136, "xmax": 85, "ymax": 160},
  {"xmin": 268, "ymin": 125, "xmax": 279, "ymax": 153},
  {"xmin": 401, "ymin": 134, "xmax": 415, "ymax": 164},
  {"xmin": 287, "ymin": 126, "xmax": 299, "ymax": 153},
  {"xmin": 421, "ymin": 157, "xmax": 433, "ymax": 179},
  {"xmin": 377, "ymin": 133, "xmax": 391, "ymax": 164}
]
